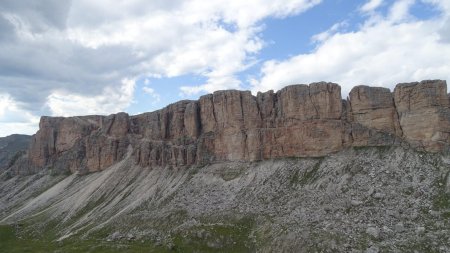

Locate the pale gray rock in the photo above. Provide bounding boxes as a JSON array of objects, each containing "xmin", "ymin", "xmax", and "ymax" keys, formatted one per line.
[
  {"xmin": 365, "ymin": 246, "xmax": 379, "ymax": 253},
  {"xmin": 394, "ymin": 222, "xmax": 405, "ymax": 233},
  {"xmin": 366, "ymin": 226, "xmax": 380, "ymax": 239}
]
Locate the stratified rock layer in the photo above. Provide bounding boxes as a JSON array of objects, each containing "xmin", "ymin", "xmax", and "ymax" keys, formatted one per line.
[{"xmin": 17, "ymin": 80, "xmax": 450, "ymax": 174}]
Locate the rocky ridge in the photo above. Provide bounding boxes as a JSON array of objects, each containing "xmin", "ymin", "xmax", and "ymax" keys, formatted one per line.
[
  {"xmin": 9, "ymin": 79, "xmax": 449, "ymax": 175},
  {"xmin": 0, "ymin": 134, "xmax": 31, "ymax": 172}
]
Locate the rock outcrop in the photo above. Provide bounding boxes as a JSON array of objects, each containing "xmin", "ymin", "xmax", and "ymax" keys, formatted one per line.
[
  {"xmin": 13, "ymin": 80, "xmax": 450, "ymax": 174},
  {"xmin": 348, "ymin": 86, "xmax": 402, "ymax": 147},
  {"xmin": 394, "ymin": 80, "xmax": 450, "ymax": 152}
]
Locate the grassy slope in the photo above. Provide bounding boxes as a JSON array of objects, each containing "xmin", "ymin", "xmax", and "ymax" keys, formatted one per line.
[
  {"xmin": 0, "ymin": 221, "xmax": 256, "ymax": 253},
  {"xmin": 0, "ymin": 225, "xmax": 170, "ymax": 253}
]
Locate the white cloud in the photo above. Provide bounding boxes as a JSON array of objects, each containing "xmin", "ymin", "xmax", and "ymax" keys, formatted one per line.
[
  {"xmin": 136, "ymin": 0, "xmax": 320, "ymax": 95},
  {"xmin": 388, "ymin": 0, "xmax": 415, "ymax": 22},
  {"xmin": 423, "ymin": 0, "xmax": 450, "ymax": 12},
  {"xmin": 311, "ymin": 22, "xmax": 348, "ymax": 43},
  {"xmin": 251, "ymin": 0, "xmax": 450, "ymax": 97},
  {"xmin": 0, "ymin": 0, "xmax": 322, "ymax": 136},
  {"xmin": 45, "ymin": 79, "xmax": 135, "ymax": 117},
  {"xmin": 142, "ymin": 86, "xmax": 161, "ymax": 103},
  {"xmin": 61, "ymin": 0, "xmax": 322, "ymax": 95},
  {"xmin": 0, "ymin": 93, "xmax": 40, "ymax": 135},
  {"xmin": 360, "ymin": 0, "xmax": 384, "ymax": 13},
  {"xmin": 142, "ymin": 87, "xmax": 155, "ymax": 94}
]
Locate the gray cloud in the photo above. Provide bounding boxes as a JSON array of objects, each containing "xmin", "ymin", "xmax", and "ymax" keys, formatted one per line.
[
  {"xmin": 0, "ymin": 0, "xmax": 321, "ymax": 136},
  {"xmin": 0, "ymin": 0, "xmax": 71, "ymax": 31},
  {"xmin": 439, "ymin": 18, "xmax": 450, "ymax": 43},
  {"xmin": 0, "ymin": 0, "xmax": 192, "ymax": 113},
  {"xmin": 0, "ymin": 41, "xmax": 144, "ymax": 112},
  {"xmin": 67, "ymin": 0, "xmax": 184, "ymax": 27},
  {"xmin": 0, "ymin": 51, "xmax": 140, "ymax": 125},
  {"xmin": 0, "ymin": 15, "xmax": 15, "ymax": 42}
]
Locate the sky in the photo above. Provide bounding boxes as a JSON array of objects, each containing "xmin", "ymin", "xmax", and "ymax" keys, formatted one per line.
[{"xmin": 1, "ymin": 0, "xmax": 450, "ymax": 137}]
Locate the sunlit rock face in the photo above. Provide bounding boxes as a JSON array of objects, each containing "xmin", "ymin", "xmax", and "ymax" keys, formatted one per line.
[
  {"xmin": 393, "ymin": 80, "xmax": 450, "ymax": 152},
  {"xmin": 20, "ymin": 79, "xmax": 450, "ymax": 174}
]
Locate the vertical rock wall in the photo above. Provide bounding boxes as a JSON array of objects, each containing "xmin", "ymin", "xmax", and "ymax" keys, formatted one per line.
[
  {"xmin": 394, "ymin": 80, "xmax": 450, "ymax": 151},
  {"xmin": 20, "ymin": 80, "xmax": 450, "ymax": 174}
]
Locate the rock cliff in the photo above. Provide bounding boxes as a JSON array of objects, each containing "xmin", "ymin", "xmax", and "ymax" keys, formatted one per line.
[{"xmin": 13, "ymin": 80, "xmax": 450, "ymax": 174}]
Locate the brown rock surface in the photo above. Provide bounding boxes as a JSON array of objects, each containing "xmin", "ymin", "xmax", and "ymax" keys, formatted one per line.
[
  {"xmin": 349, "ymin": 86, "xmax": 400, "ymax": 134},
  {"xmin": 274, "ymin": 82, "xmax": 342, "ymax": 123},
  {"xmin": 394, "ymin": 80, "xmax": 450, "ymax": 151},
  {"xmin": 258, "ymin": 82, "xmax": 344, "ymax": 158},
  {"xmin": 14, "ymin": 79, "xmax": 450, "ymax": 175},
  {"xmin": 349, "ymin": 85, "xmax": 402, "ymax": 146},
  {"xmin": 197, "ymin": 90, "xmax": 262, "ymax": 162}
]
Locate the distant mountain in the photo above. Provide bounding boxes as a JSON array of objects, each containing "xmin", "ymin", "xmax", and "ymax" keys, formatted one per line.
[{"xmin": 0, "ymin": 134, "xmax": 31, "ymax": 170}]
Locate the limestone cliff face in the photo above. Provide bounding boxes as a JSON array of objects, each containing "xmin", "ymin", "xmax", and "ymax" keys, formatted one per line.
[
  {"xmin": 394, "ymin": 80, "xmax": 450, "ymax": 152},
  {"xmin": 348, "ymin": 86, "xmax": 402, "ymax": 147},
  {"xmin": 19, "ymin": 80, "xmax": 450, "ymax": 174}
]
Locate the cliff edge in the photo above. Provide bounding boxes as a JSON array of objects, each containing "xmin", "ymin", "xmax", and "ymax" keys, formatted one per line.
[{"xmin": 10, "ymin": 79, "xmax": 450, "ymax": 175}]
